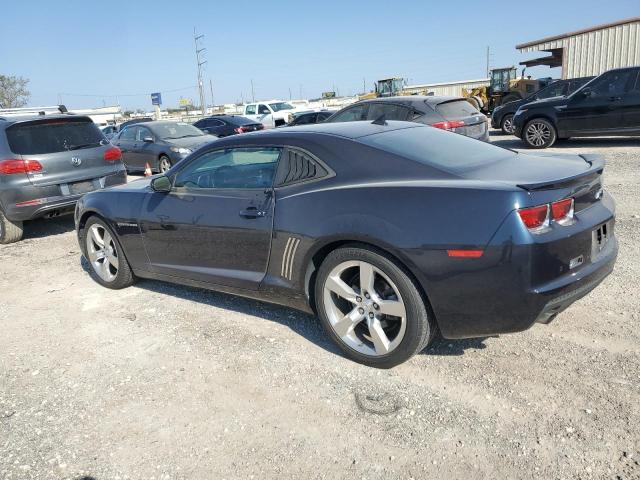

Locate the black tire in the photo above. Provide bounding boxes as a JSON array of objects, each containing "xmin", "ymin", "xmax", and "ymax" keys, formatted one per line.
[
  {"xmin": 82, "ymin": 216, "xmax": 135, "ymax": 289},
  {"xmin": 0, "ymin": 210, "xmax": 24, "ymax": 244},
  {"xmin": 158, "ymin": 155, "xmax": 172, "ymax": 173},
  {"xmin": 500, "ymin": 113, "xmax": 515, "ymax": 135},
  {"xmin": 314, "ymin": 245, "xmax": 435, "ymax": 368},
  {"xmin": 522, "ymin": 118, "xmax": 557, "ymax": 149}
]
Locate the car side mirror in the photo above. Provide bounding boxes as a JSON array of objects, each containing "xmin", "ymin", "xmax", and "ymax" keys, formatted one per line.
[
  {"xmin": 151, "ymin": 175, "xmax": 171, "ymax": 193},
  {"xmin": 143, "ymin": 136, "xmax": 154, "ymax": 143}
]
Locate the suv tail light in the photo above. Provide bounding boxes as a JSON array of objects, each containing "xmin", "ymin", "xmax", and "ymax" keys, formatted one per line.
[
  {"xmin": 0, "ymin": 159, "xmax": 43, "ymax": 175},
  {"xmin": 431, "ymin": 120, "xmax": 465, "ymax": 131},
  {"xmin": 518, "ymin": 198, "xmax": 575, "ymax": 232},
  {"xmin": 104, "ymin": 147, "xmax": 122, "ymax": 161}
]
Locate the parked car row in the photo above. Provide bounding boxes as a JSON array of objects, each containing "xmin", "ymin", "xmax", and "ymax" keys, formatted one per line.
[{"xmin": 493, "ymin": 66, "xmax": 640, "ymax": 148}]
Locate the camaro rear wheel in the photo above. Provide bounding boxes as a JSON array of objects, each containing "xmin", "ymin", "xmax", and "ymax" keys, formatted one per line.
[
  {"xmin": 315, "ymin": 245, "xmax": 434, "ymax": 368},
  {"xmin": 0, "ymin": 210, "xmax": 24, "ymax": 244},
  {"xmin": 83, "ymin": 216, "xmax": 134, "ymax": 289},
  {"xmin": 523, "ymin": 118, "xmax": 557, "ymax": 148}
]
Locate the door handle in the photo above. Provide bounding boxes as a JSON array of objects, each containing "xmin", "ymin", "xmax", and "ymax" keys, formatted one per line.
[{"xmin": 239, "ymin": 206, "xmax": 265, "ymax": 219}]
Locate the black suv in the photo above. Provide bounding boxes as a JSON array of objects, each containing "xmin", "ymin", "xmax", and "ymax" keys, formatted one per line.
[
  {"xmin": 513, "ymin": 67, "xmax": 640, "ymax": 148},
  {"xmin": 491, "ymin": 76, "xmax": 593, "ymax": 134}
]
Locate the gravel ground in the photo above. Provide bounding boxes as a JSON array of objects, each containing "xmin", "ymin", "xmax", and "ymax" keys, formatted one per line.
[{"xmin": 1, "ymin": 133, "xmax": 639, "ymax": 480}]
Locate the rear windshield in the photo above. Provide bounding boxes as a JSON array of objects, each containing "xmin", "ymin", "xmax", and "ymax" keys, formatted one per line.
[
  {"xmin": 434, "ymin": 100, "xmax": 479, "ymax": 119},
  {"xmin": 225, "ymin": 116, "xmax": 255, "ymax": 126},
  {"xmin": 6, "ymin": 118, "xmax": 106, "ymax": 155},
  {"xmin": 359, "ymin": 126, "xmax": 514, "ymax": 173}
]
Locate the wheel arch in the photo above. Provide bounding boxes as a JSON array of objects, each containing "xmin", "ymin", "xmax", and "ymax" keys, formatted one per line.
[{"xmin": 303, "ymin": 237, "xmax": 437, "ymax": 327}]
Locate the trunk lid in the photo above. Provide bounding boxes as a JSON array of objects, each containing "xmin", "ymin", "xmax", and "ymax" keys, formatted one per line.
[
  {"xmin": 434, "ymin": 98, "xmax": 487, "ymax": 139},
  {"xmin": 6, "ymin": 116, "xmax": 119, "ymax": 187}
]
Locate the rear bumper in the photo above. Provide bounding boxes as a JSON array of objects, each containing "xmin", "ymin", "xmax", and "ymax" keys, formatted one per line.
[
  {"xmin": 2, "ymin": 170, "xmax": 127, "ymax": 221},
  {"xmin": 419, "ymin": 194, "xmax": 617, "ymax": 339}
]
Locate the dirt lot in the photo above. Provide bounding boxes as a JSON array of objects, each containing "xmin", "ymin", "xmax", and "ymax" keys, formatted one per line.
[{"xmin": 1, "ymin": 133, "xmax": 639, "ymax": 480}]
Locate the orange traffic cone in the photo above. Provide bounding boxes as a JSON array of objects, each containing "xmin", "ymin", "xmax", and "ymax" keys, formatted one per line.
[{"xmin": 144, "ymin": 162, "xmax": 152, "ymax": 177}]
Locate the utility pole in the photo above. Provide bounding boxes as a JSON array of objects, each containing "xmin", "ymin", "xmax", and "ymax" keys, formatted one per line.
[
  {"xmin": 250, "ymin": 79, "xmax": 255, "ymax": 103},
  {"xmin": 209, "ymin": 78, "xmax": 214, "ymax": 111},
  {"xmin": 486, "ymin": 46, "xmax": 490, "ymax": 78},
  {"xmin": 194, "ymin": 28, "xmax": 207, "ymax": 115},
  {"xmin": 362, "ymin": 78, "xmax": 366, "ymax": 94},
  {"xmin": 289, "ymin": 88, "xmax": 292, "ymax": 100}
]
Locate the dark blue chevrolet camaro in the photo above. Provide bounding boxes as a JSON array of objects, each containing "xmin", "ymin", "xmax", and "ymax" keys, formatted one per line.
[{"xmin": 75, "ymin": 121, "xmax": 617, "ymax": 368}]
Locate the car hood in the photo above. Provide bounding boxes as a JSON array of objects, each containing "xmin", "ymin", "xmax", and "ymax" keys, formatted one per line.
[
  {"xmin": 464, "ymin": 151, "xmax": 602, "ymax": 189},
  {"xmin": 163, "ymin": 134, "xmax": 218, "ymax": 149},
  {"xmin": 106, "ymin": 177, "xmax": 153, "ymax": 192}
]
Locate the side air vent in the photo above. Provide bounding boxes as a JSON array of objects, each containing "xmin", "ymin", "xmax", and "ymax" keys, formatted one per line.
[
  {"xmin": 281, "ymin": 237, "xmax": 300, "ymax": 281},
  {"xmin": 276, "ymin": 149, "xmax": 328, "ymax": 186}
]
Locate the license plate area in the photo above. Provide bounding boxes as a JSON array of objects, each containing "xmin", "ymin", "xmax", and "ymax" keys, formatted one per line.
[
  {"xmin": 67, "ymin": 180, "xmax": 96, "ymax": 195},
  {"xmin": 591, "ymin": 222, "xmax": 610, "ymax": 261}
]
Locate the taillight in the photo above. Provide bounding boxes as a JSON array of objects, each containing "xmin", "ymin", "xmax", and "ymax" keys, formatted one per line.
[
  {"xmin": 0, "ymin": 159, "xmax": 43, "ymax": 175},
  {"xmin": 517, "ymin": 197, "xmax": 575, "ymax": 232},
  {"xmin": 431, "ymin": 120, "xmax": 465, "ymax": 130},
  {"xmin": 551, "ymin": 198, "xmax": 574, "ymax": 224},
  {"xmin": 234, "ymin": 127, "xmax": 243, "ymax": 134},
  {"xmin": 104, "ymin": 147, "xmax": 122, "ymax": 162},
  {"xmin": 517, "ymin": 204, "xmax": 549, "ymax": 231}
]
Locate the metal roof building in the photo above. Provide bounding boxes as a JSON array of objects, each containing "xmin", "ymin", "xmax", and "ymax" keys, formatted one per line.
[{"xmin": 516, "ymin": 17, "xmax": 640, "ymax": 79}]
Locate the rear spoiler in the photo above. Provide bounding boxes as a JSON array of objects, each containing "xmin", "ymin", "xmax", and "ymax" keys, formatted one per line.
[{"xmin": 516, "ymin": 153, "xmax": 605, "ymax": 191}]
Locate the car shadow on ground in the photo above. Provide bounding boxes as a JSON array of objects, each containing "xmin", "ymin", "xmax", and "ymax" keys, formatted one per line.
[
  {"xmin": 490, "ymin": 134, "xmax": 640, "ymax": 150},
  {"xmin": 21, "ymin": 215, "xmax": 75, "ymax": 240},
  {"xmin": 80, "ymin": 258, "xmax": 493, "ymax": 361}
]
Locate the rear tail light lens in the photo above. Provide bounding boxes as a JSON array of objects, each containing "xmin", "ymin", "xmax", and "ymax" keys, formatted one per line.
[
  {"xmin": 234, "ymin": 127, "xmax": 244, "ymax": 134},
  {"xmin": 517, "ymin": 204, "xmax": 549, "ymax": 231},
  {"xmin": 551, "ymin": 198, "xmax": 574, "ymax": 224},
  {"xmin": 518, "ymin": 197, "xmax": 575, "ymax": 232},
  {"xmin": 0, "ymin": 159, "xmax": 43, "ymax": 175},
  {"xmin": 104, "ymin": 147, "xmax": 122, "ymax": 162},
  {"xmin": 431, "ymin": 120, "xmax": 465, "ymax": 130}
]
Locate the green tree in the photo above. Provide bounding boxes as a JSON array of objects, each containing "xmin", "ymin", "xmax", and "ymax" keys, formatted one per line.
[{"xmin": 0, "ymin": 75, "xmax": 30, "ymax": 108}]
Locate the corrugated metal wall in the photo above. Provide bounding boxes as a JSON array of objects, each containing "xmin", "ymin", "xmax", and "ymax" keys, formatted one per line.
[
  {"xmin": 403, "ymin": 79, "xmax": 489, "ymax": 96},
  {"xmin": 519, "ymin": 21, "xmax": 640, "ymax": 78}
]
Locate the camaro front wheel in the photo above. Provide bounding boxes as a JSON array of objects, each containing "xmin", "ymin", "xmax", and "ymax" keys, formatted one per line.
[
  {"xmin": 83, "ymin": 216, "xmax": 134, "ymax": 289},
  {"xmin": 315, "ymin": 245, "xmax": 435, "ymax": 368}
]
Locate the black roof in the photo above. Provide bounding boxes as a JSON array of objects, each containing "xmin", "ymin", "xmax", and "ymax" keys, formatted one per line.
[
  {"xmin": 0, "ymin": 113, "xmax": 89, "ymax": 129},
  {"xmin": 356, "ymin": 95, "xmax": 465, "ymax": 106},
  {"xmin": 238, "ymin": 120, "xmax": 424, "ymax": 139}
]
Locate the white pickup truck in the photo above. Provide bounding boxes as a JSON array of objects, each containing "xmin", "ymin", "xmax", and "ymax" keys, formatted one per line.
[{"xmin": 242, "ymin": 101, "xmax": 307, "ymax": 128}]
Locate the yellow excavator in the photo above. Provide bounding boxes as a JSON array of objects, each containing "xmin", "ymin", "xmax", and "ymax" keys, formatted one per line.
[{"xmin": 359, "ymin": 78, "xmax": 408, "ymax": 100}]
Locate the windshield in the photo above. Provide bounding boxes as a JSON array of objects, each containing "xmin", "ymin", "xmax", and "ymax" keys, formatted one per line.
[
  {"xmin": 268, "ymin": 102, "xmax": 294, "ymax": 112},
  {"xmin": 153, "ymin": 122, "xmax": 205, "ymax": 139}
]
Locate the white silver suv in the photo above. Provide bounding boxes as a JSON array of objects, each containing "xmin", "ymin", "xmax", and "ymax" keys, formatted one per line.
[{"xmin": 242, "ymin": 101, "xmax": 305, "ymax": 128}]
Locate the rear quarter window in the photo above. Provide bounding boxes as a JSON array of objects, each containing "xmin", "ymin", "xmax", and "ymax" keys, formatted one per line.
[
  {"xmin": 434, "ymin": 100, "xmax": 479, "ymax": 119},
  {"xmin": 6, "ymin": 119, "xmax": 105, "ymax": 155}
]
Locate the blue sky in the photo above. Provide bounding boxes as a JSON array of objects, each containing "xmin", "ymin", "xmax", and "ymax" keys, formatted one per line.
[{"xmin": 1, "ymin": 0, "xmax": 638, "ymax": 110}]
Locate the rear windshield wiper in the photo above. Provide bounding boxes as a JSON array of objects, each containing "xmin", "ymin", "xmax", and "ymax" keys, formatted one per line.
[{"xmin": 67, "ymin": 142, "xmax": 100, "ymax": 150}]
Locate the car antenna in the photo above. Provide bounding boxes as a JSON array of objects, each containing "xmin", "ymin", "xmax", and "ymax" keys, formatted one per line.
[{"xmin": 371, "ymin": 114, "xmax": 387, "ymax": 126}]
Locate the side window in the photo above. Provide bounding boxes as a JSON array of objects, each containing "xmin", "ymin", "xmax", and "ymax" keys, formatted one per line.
[
  {"xmin": 633, "ymin": 72, "xmax": 640, "ymax": 91},
  {"xmin": 258, "ymin": 104, "xmax": 271, "ymax": 114},
  {"xmin": 137, "ymin": 127, "xmax": 152, "ymax": 141},
  {"xmin": 174, "ymin": 147, "xmax": 281, "ymax": 189},
  {"xmin": 120, "ymin": 126, "xmax": 137, "ymax": 141},
  {"xmin": 245, "ymin": 104, "xmax": 256, "ymax": 115},
  {"xmin": 275, "ymin": 148, "xmax": 329, "ymax": 186},
  {"xmin": 209, "ymin": 119, "xmax": 225, "ymax": 127},
  {"xmin": 297, "ymin": 114, "xmax": 316, "ymax": 125},
  {"xmin": 590, "ymin": 70, "xmax": 635, "ymax": 97},
  {"xmin": 329, "ymin": 104, "xmax": 368, "ymax": 122},
  {"xmin": 366, "ymin": 103, "xmax": 411, "ymax": 121}
]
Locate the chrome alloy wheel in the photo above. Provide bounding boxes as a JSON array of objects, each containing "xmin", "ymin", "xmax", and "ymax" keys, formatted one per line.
[
  {"xmin": 86, "ymin": 224, "xmax": 119, "ymax": 282},
  {"xmin": 502, "ymin": 115, "xmax": 514, "ymax": 134},
  {"xmin": 159, "ymin": 157, "xmax": 171, "ymax": 173},
  {"xmin": 322, "ymin": 260, "xmax": 407, "ymax": 356},
  {"xmin": 525, "ymin": 121, "xmax": 552, "ymax": 147}
]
